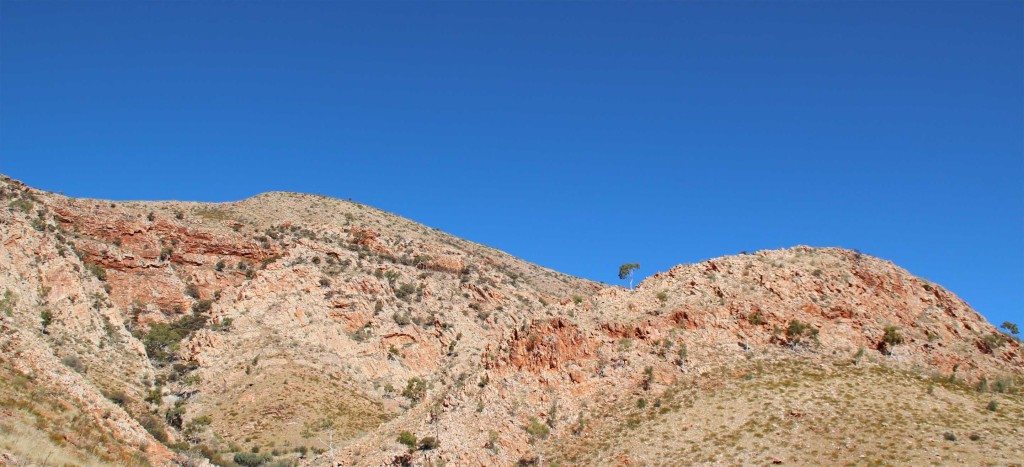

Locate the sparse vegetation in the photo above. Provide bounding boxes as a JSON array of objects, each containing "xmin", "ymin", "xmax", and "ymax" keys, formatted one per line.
[
  {"xmin": 785, "ymin": 319, "xmax": 819, "ymax": 346},
  {"xmin": 525, "ymin": 417, "xmax": 550, "ymax": 440},
  {"xmin": 403, "ymin": 377, "xmax": 426, "ymax": 403},
  {"xmin": 397, "ymin": 431, "xmax": 417, "ymax": 449}
]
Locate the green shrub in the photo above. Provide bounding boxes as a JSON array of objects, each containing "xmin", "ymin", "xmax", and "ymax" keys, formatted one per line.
[
  {"xmin": 747, "ymin": 311, "xmax": 766, "ymax": 326},
  {"xmin": 656, "ymin": 291, "xmax": 668, "ymax": 303},
  {"xmin": 397, "ymin": 431, "xmax": 417, "ymax": 449},
  {"xmin": 184, "ymin": 283, "xmax": 200, "ymax": 299},
  {"xmin": 525, "ymin": 417, "xmax": 550, "ymax": 440},
  {"xmin": 139, "ymin": 313, "xmax": 209, "ymax": 364},
  {"xmin": 883, "ymin": 326, "xmax": 904, "ymax": 346},
  {"xmin": 987, "ymin": 400, "xmax": 998, "ymax": 411},
  {"xmin": 40, "ymin": 309, "xmax": 53, "ymax": 330},
  {"xmin": 0, "ymin": 290, "xmax": 15, "ymax": 316},
  {"xmin": 785, "ymin": 320, "xmax": 818, "ymax": 346},
  {"xmin": 393, "ymin": 311, "xmax": 412, "ymax": 326},
  {"xmin": 84, "ymin": 262, "xmax": 107, "ymax": 281},
  {"xmin": 233, "ymin": 452, "xmax": 270, "ymax": 466},
  {"xmin": 1001, "ymin": 321, "xmax": 1019, "ymax": 335},
  {"xmin": 402, "ymin": 377, "xmax": 426, "ymax": 403},
  {"xmin": 139, "ymin": 414, "xmax": 168, "ymax": 443},
  {"xmin": 215, "ymin": 260, "xmax": 226, "ymax": 272},
  {"xmin": 418, "ymin": 436, "xmax": 439, "ymax": 450},
  {"xmin": 394, "ymin": 282, "xmax": 417, "ymax": 300},
  {"xmin": 192, "ymin": 299, "xmax": 213, "ymax": 314}
]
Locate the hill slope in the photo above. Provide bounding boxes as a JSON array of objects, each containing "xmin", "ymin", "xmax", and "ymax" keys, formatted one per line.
[{"xmin": 0, "ymin": 174, "xmax": 1020, "ymax": 465}]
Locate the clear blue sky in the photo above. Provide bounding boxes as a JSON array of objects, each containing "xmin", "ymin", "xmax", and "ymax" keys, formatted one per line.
[{"xmin": 1, "ymin": 2, "xmax": 1021, "ymax": 327}]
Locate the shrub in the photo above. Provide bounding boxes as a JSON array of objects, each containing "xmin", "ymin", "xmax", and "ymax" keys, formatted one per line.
[
  {"xmin": 61, "ymin": 355, "xmax": 85, "ymax": 373},
  {"xmin": 0, "ymin": 289, "xmax": 15, "ymax": 316},
  {"xmin": 159, "ymin": 247, "xmax": 173, "ymax": 261},
  {"xmin": 166, "ymin": 400, "xmax": 186, "ymax": 429},
  {"xmin": 402, "ymin": 377, "xmax": 426, "ymax": 403},
  {"xmin": 104, "ymin": 389, "xmax": 128, "ymax": 406},
  {"xmin": 140, "ymin": 313, "xmax": 209, "ymax": 364},
  {"xmin": 979, "ymin": 333, "xmax": 1008, "ymax": 353},
  {"xmin": 397, "ymin": 431, "xmax": 417, "ymax": 449},
  {"xmin": 785, "ymin": 320, "xmax": 818, "ymax": 346},
  {"xmin": 139, "ymin": 414, "xmax": 168, "ymax": 443},
  {"xmin": 987, "ymin": 400, "xmax": 998, "ymax": 411},
  {"xmin": 525, "ymin": 417, "xmax": 550, "ymax": 440},
  {"xmin": 394, "ymin": 282, "xmax": 417, "ymax": 300},
  {"xmin": 192, "ymin": 299, "xmax": 213, "ymax": 314},
  {"xmin": 233, "ymin": 452, "xmax": 270, "ymax": 466},
  {"xmin": 747, "ymin": 311, "xmax": 766, "ymax": 326},
  {"xmin": 40, "ymin": 309, "xmax": 53, "ymax": 330},
  {"xmin": 571, "ymin": 295, "xmax": 584, "ymax": 305},
  {"xmin": 1000, "ymin": 321, "xmax": 1019, "ymax": 336},
  {"xmin": 656, "ymin": 291, "xmax": 668, "ymax": 303},
  {"xmin": 215, "ymin": 260, "xmax": 226, "ymax": 272},
  {"xmin": 184, "ymin": 283, "xmax": 200, "ymax": 300},
  {"xmin": 418, "ymin": 436, "xmax": 439, "ymax": 450},
  {"xmin": 392, "ymin": 311, "xmax": 412, "ymax": 326},
  {"xmin": 84, "ymin": 262, "xmax": 107, "ymax": 281},
  {"xmin": 943, "ymin": 432, "xmax": 957, "ymax": 442},
  {"xmin": 883, "ymin": 326, "xmax": 904, "ymax": 346}
]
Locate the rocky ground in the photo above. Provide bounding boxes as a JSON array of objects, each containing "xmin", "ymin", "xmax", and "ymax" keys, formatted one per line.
[{"xmin": 0, "ymin": 173, "xmax": 1021, "ymax": 466}]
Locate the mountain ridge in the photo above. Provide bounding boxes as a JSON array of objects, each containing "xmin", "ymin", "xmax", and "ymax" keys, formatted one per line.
[{"xmin": 1, "ymin": 173, "xmax": 1021, "ymax": 465}]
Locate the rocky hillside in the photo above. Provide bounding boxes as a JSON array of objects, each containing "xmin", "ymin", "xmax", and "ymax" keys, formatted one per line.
[{"xmin": 1, "ymin": 174, "xmax": 1021, "ymax": 466}]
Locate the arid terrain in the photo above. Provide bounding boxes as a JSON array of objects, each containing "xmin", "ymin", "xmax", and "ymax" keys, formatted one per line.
[{"xmin": 0, "ymin": 174, "xmax": 1021, "ymax": 466}]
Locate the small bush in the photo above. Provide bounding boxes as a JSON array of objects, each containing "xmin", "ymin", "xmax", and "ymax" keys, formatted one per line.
[
  {"xmin": 61, "ymin": 355, "xmax": 85, "ymax": 373},
  {"xmin": 139, "ymin": 414, "xmax": 168, "ymax": 443},
  {"xmin": 418, "ymin": 436, "xmax": 439, "ymax": 450},
  {"xmin": 192, "ymin": 299, "xmax": 213, "ymax": 314},
  {"xmin": 656, "ymin": 291, "xmax": 668, "ymax": 303},
  {"xmin": 402, "ymin": 377, "xmax": 426, "ymax": 403},
  {"xmin": 987, "ymin": 400, "xmax": 998, "ymax": 411},
  {"xmin": 747, "ymin": 311, "xmax": 766, "ymax": 326},
  {"xmin": 84, "ymin": 262, "xmax": 107, "ymax": 281},
  {"xmin": 393, "ymin": 311, "xmax": 412, "ymax": 326},
  {"xmin": 525, "ymin": 417, "xmax": 550, "ymax": 440},
  {"xmin": 395, "ymin": 282, "xmax": 417, "ymax": 300},
  {"xmin": 883, "ymin": 326, "xmax": 904, "ymax": 346},
  {"xmin": 215, "ymin": 260, "xmax": 226, "ymax": 272},
  {"xmin": 233, "ymin": 452, "xmax": 270, "ymax": 466},
  {"xmin": 397, "ymin": 431, "xmax": 417, "ymax": 449},
  {"xmin": 40, "ymin": 309, "xmax": 53, "ymax": 330},
  {"xmin": 943, "ymin": 432, "xmax": 957, "ymax": 442},
  {"xmin": 571, "ymin": 295, "xmax": 584, "ymax": 305},
  {"xmin": 979, "ymin": 333, "xmax": 1007, "ymax": 353},
  {"xmin": 184, "ymin": 283, "xmax": 201, "ymax": 299},
  {"xmin": 785, "ymin": 320, "xmax": 818, "ymax": 346},
  {"xmin": 103, "ymin": 389, "xmax": 128, "ymax": 406}
]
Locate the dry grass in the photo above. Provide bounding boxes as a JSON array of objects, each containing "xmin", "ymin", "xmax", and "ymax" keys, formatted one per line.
[
  {"xmin": 0, "ymin": 362, "xmax": 147, "ymax": 466},
  {"xmin": 548, "ymin": 359, "xmax": 1024, "ymax": 465}
]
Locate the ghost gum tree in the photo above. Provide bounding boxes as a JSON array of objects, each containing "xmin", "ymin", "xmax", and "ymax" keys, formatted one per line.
[{"xmin": 619, "ymin": 263, "xmax": 640, "ymax": 289}]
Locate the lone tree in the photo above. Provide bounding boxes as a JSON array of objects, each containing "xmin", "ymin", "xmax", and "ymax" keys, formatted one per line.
[
  {"xmin": 1001, "ymin": 321, "xmax": 1019, "ymax": 336},
  {"xmin": 618, "ymin": 263, "xmax": 640, "ymax": 289}
]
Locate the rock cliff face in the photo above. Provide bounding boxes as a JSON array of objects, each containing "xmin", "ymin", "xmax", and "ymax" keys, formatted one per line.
[{"xmin": 1, "ymin": 174, "xmax": 1021, "ymax": 465}]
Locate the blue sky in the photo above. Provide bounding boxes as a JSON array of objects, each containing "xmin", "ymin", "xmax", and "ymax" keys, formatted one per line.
[{"xmin": 1, "ymin": 2, "xmax": 1021, "ymax": 327}]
